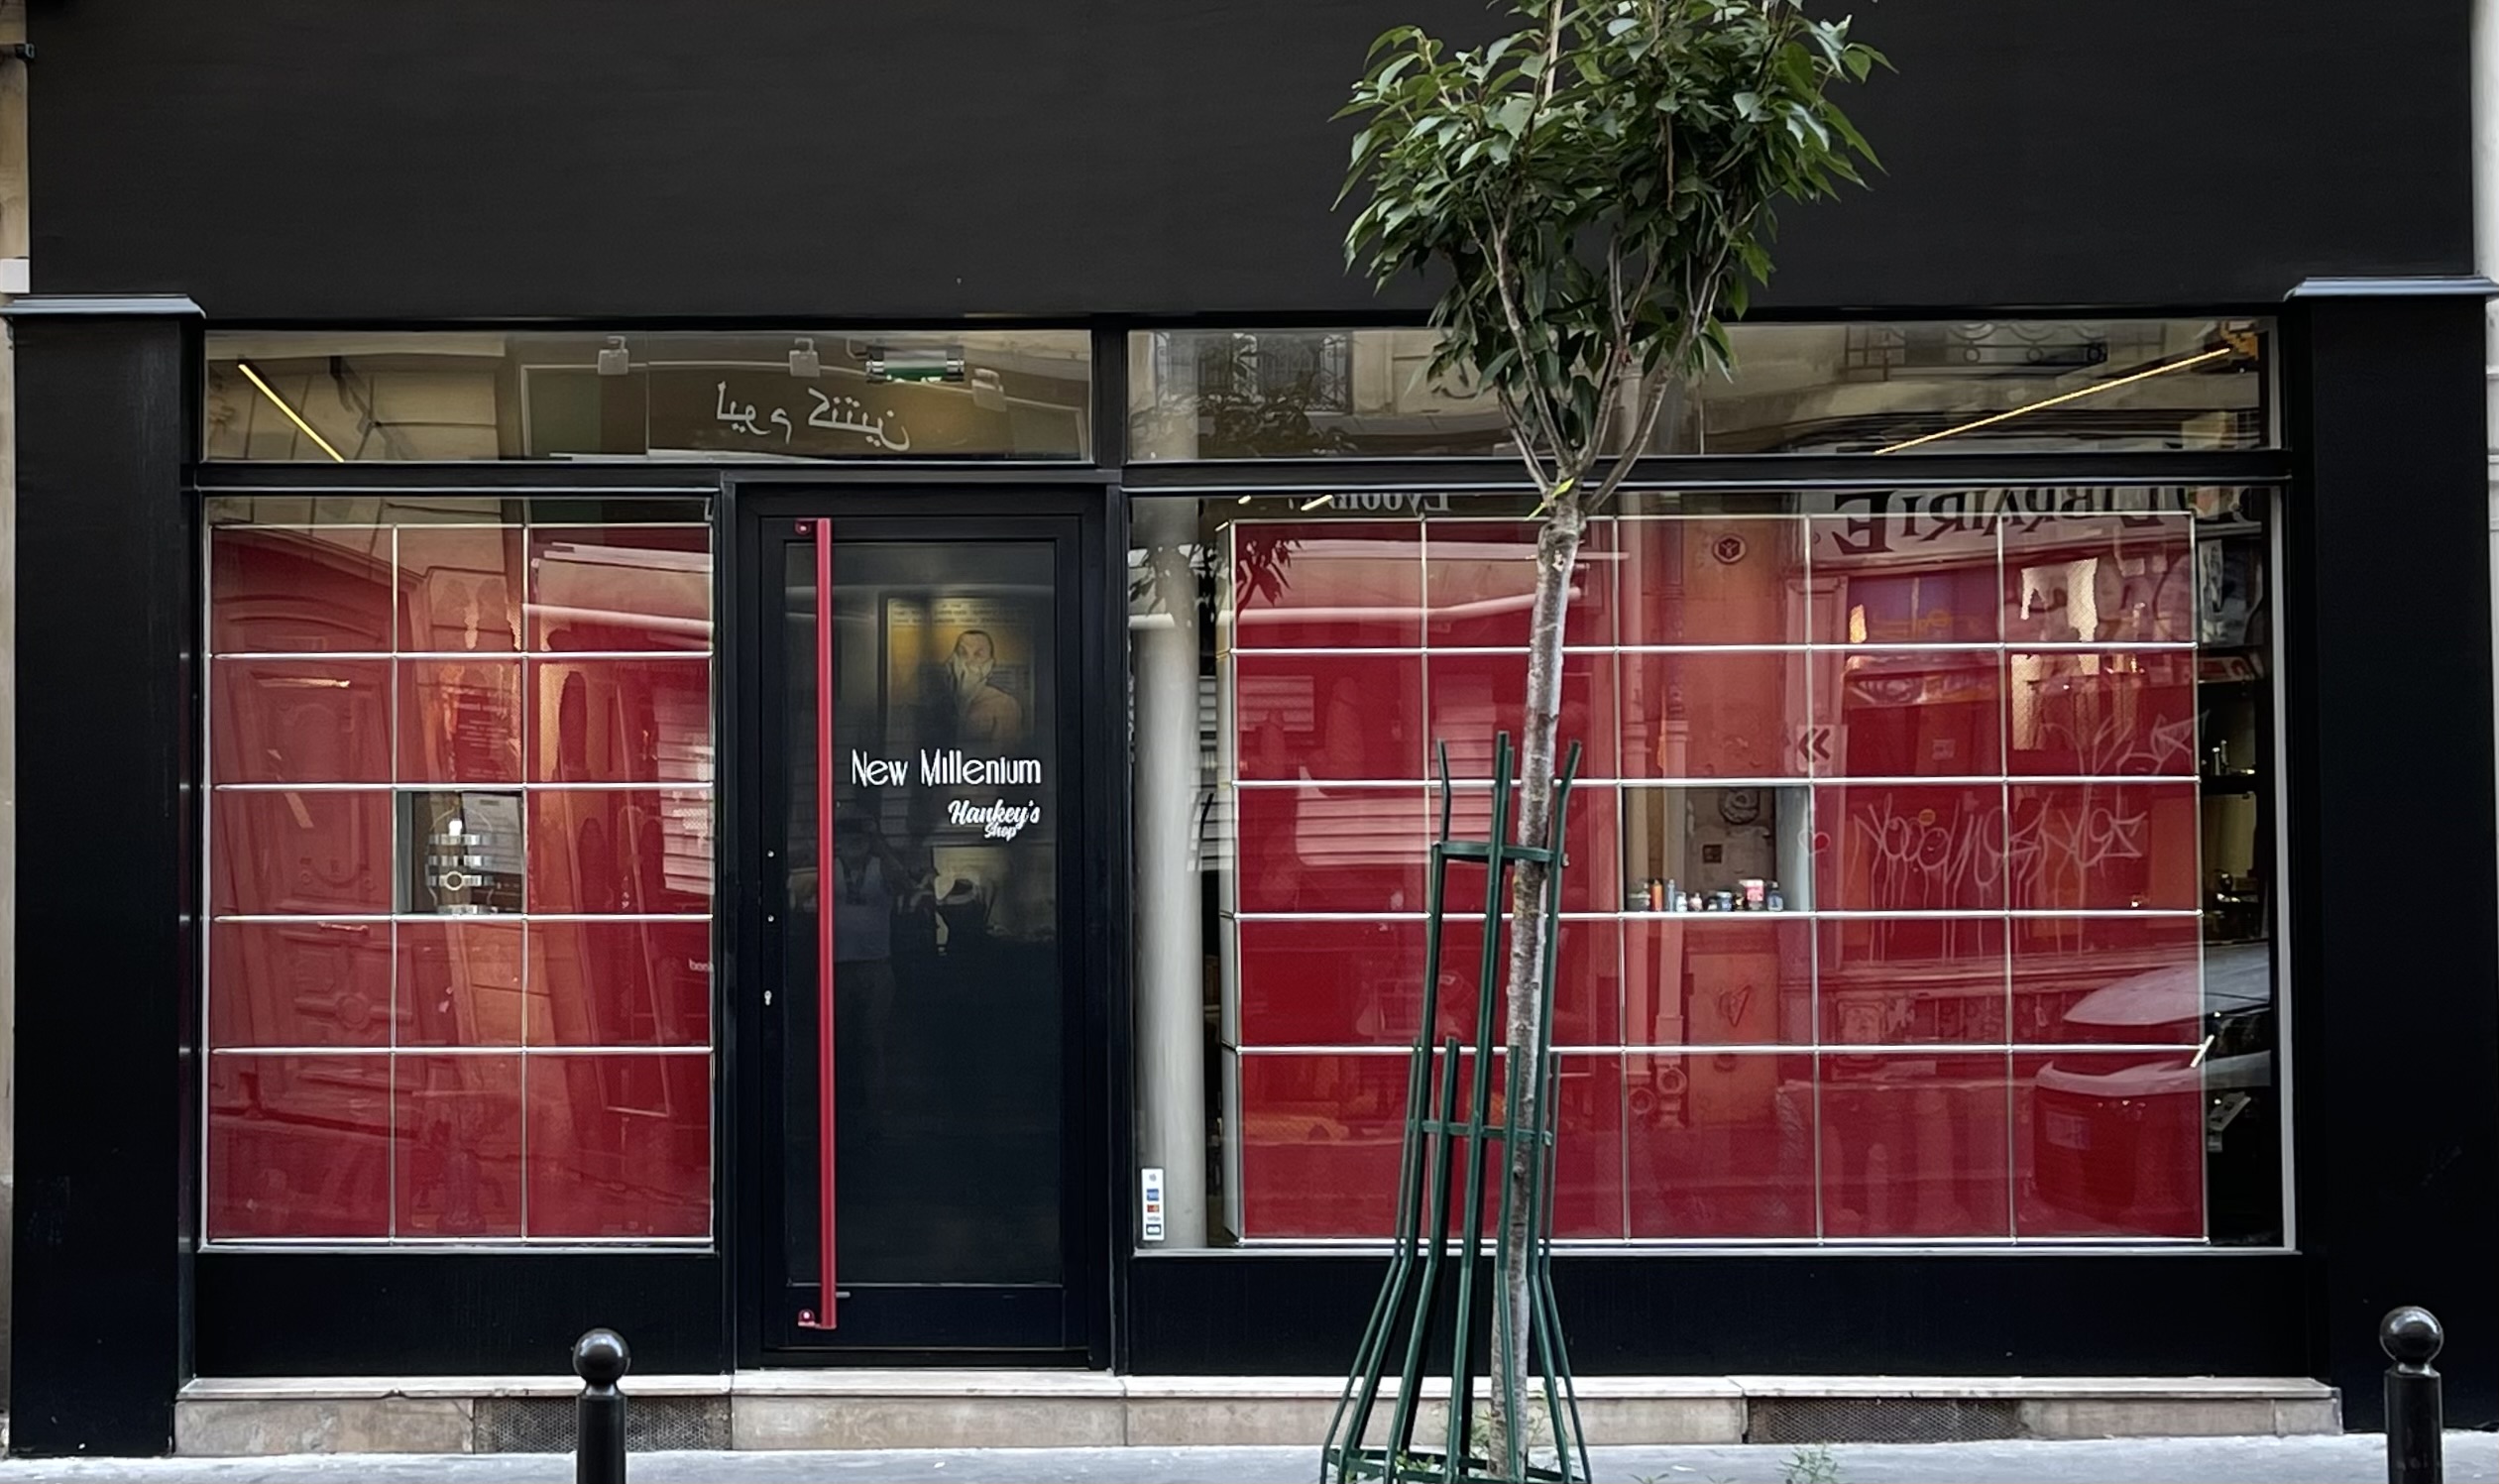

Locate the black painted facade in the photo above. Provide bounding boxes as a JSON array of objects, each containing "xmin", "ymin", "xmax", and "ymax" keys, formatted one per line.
[{"xmin": 9, "ymin": 0, "xmax": 2499, "ymax": 1456}]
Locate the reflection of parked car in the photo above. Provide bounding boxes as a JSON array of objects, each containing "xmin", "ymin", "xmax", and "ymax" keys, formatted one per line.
[{"xmin": 2029, "ymin": 943, "xmax": 2275, "ymax": 1238}]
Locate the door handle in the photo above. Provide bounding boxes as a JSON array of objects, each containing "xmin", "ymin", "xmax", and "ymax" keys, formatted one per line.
[{"xmin": 798, "ymin": 518, "xmax": 839, "ymax": 1330}]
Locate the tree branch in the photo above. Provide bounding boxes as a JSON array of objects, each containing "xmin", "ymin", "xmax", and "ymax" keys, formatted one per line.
[
  {"xmin": 1477, "ymin": 215, "xmax": 1572, "ymax": 474},
  {"xmin": 1588, "ymin": 215, "xmax": 1752, "ymax": 506},
  {"xmin": 1537, "ymin": 0, "xmax": 1566, "ymax": 108}
]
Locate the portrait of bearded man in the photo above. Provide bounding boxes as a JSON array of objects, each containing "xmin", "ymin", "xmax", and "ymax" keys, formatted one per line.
[{"xmin": 946, "ymin": 628, "xmax": 1025, "ymax": 746}]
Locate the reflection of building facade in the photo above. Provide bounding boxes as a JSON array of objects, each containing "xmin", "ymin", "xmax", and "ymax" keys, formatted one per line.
[
  {"xmin": 1127, "ymin": 321, "xmax": 2267, "ymax": 459},
  {"xmin": 7, "ymin": 0, "xmax": 2497, "ymax": 1459}
]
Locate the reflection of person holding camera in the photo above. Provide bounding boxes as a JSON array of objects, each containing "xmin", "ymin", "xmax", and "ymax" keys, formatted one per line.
[
  {"xmin": 947, "ymin": 628, "xmax": 1024, "ymax": 746},
  {"xmin": 791, "ymin": 815, "xmax": 936, "ymax": 1116},
  {"xmin": 789, "ymin": 814, "xmax": 931, "ymax": 993},
  {"xmin": 935, "ymin": 873, "xmax": 993, "ymax": 957}
]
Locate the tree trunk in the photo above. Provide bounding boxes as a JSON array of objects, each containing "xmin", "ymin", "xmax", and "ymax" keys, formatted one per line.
[{"xmin": 1490, "ymin": 484, "xmax": 1586, "ymax": 1471}]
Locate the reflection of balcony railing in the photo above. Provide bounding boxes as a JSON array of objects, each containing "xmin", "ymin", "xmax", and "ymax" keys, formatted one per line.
[{"xmin": 1841, "ymin": 321, "xmax": 2166, "ymax": 379}]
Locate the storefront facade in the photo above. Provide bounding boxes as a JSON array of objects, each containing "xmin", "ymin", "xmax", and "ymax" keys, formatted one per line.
[{"xmin": 9, "ymin": 0, "xmax": 2498, "ymax": 1456}]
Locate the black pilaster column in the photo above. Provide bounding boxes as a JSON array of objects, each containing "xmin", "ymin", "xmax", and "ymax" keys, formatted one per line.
[
  {"xmin": 5, "ymin": 295, "xmax": 202, "ymax": 1455},
  {"xmin": 2284, "ymin": 279, "xmax": 2499, "ymax": 1428}
]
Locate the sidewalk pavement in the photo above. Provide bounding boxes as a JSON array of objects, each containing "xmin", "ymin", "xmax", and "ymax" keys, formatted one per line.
[{"xmin": 0, "ymin": 1436, "xmax": 2492, "ymax": 1484}]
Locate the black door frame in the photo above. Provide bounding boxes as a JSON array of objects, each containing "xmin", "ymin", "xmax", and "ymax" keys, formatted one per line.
[{"xmin": 727, "ymin": 476, "xmax": 1124, "ymax": 1369}]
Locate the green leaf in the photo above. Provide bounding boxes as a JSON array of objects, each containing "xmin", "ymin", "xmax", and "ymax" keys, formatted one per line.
[
  {"xmin": 1337, "ymin": 0, "xmax": 1880, "ymax": 478},
  {"xmin": 1364, "ymin": 26, "xmax": 1416, "ymax": 61}
]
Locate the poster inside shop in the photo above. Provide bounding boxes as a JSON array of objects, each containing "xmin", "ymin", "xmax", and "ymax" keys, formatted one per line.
[{"xmin": 879, "ymin": 594, "xmax": 1054, "ymax": 942}]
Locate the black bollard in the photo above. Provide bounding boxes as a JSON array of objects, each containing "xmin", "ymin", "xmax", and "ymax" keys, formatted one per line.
[
  {"xmin": 573, "ymin": 1328, "xmax": 631, "ymax": 1484},
  {"xmin": 2380, "ymin": 1307, "xmax": 2443, "ymax": 1484}
]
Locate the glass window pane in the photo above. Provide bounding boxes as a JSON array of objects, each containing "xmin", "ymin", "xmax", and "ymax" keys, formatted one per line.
[
  {"xmin": 527, "ymin": 789, "xmax": 713, "ymax": 915},
  {"xmin": 398, "ymin": 920, "xmax": 525, "ymax": 1048},
  {"xmin": 1231, "ymin": 520, "xmax": 1423, "ymax": 648},
  {"xmin": 1626, "ymin": 917, "xmax": 1813, "ymax": 1046},
  {"xmin": 1819, "ymin": 1053, "xmax": 2012, "ymax": 1238},
  {"xmin": 1133, "ymin": 330, "xmax": 1505, "ymax": 459},
  {"xmin": 205, "ymin": 330, "xmax": 1092, "ymax": 461},
  {"xmin": 398, "ymin": 658, "xmax": 524, "ymax": 784},
  {"xmin": 207, "ymin": 1055, "xmax": 393, "ymax": 1239},
  {"xmin": 1234, "ymin": 652, "xmax": 1423, "ymax": 782},
  {"xmin": 1809, "ymin": 513, "xmax": 2003, "ymax": 644},
  {"xmin": 2017, "ymin": 1051, "xmax": 2206, "ymax": 1238},
  {"xmin": 210, "ymin": 789, "xmax": 395, "ymax": 916},
  {"xmin": 1425, "ymin": 519, "xmax": 1615, "ymax": 647},
  {"xmin": 1127, "ymin": 320, "xmax": 2271, "ymax": 459},
  {"xmin": 208, "ymin": 922, "xmax": 392, "ymax": 1050},
  {"xmin": 528, "ymin": 920, "xmax": 712, "ymax": 1049},
  {"xmin": 2007, "ymin": 650, "xmax": 2199, "ymax": 778},
  {"xmin": 523, "ymin": 1054, "xmax": 712, "ymax": 1238},
  {"xmin": 213, "ymin": 657, "xmax": 393, "ymax": 784},
  {"xmin": 1703, "ymin": 320, "xmax": 2270, "ymax": 455},
  {"xmin": 529, "ymin": 525, "xmax": 713, "ymax": 652},
  {"xmin": 1819, "ymin": 917, "xmax": 2009, "ymax": 1046},
  {"xmin": 1627, "ymin": 1051, "xmax": 1814, "ymax": 1237},
  {"xmin": 209, "ymin": 525, "xmax": 393, "ymax": 652},
  {"xmin": 1621, "ymin": 516, "xmax": 1806, "ymax": 646},
  {"xmin": 397, "ymin": 1055, "xmax": 525, "ymax": 1238},
  {"xmin": 1620, "ymin": 651, "xmax": 1811, "ymax": 780},
  {"xmin": 528, "ymin": 657, "xmax": 713, "ymax": 784},
  {"xmin": 398, "ymin": 524, "xmax": 525, "ymax": 652}
]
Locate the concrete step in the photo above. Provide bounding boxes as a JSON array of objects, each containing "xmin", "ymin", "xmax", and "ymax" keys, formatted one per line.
[{"xmin": 173, "ymin": 1372, "xmax": 2341, "ymax": 1455}]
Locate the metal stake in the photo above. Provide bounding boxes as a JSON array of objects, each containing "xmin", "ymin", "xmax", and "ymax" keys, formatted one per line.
[{"xmin": 1324, "ymin": 733, "xmax": 1584, "ymax": 1484}]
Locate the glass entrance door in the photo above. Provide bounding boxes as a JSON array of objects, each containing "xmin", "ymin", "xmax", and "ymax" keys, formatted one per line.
[{"xmin": 758, "ymin": 514, "xmax": 1082, "ymax": 1353}]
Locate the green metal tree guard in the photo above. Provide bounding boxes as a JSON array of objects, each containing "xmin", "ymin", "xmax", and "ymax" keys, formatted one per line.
[{"xmin": 1323, "ymin": 733, "xmax": 1590, "ymax": 1484}]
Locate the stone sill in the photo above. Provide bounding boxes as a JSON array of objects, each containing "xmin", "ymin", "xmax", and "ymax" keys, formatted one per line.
[{"xmin": 172, "ymin": 1373, "xmax": 2339, "ymax": 1455}]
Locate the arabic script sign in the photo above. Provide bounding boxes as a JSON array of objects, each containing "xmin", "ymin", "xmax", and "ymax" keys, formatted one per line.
[{"xmin": 647, "ymin": 368, "xmax": 1018, "ymax": 458}]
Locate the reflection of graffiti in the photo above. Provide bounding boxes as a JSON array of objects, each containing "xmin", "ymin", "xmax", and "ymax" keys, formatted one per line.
[
  {"xmin": 2147, "ymin": 717, "xmax": 2197, "ymax": 770},
  {"xmin": 1852, "ymin": 794, "xmax": 2001, "ymax": 907},
  {"xmin": 1848, "ymin": 791, "xmax": 2150, "ymax": 905},
  {"xmin": 2016, "ymin": 794, "xmax": 2147, "ymax": 907},
  {"xmin": 2044, "ymin": 703, "xmax": 2197, "ymax": 775}
]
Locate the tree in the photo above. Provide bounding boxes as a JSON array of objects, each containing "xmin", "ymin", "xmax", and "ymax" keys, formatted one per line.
[{"xmin": 1339, "ymin": 0, "xmax": 1880, "ymax": 1451}]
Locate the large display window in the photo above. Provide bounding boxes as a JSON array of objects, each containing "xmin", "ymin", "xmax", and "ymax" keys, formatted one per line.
[
  {"xmin": 202, "ymin": 496, "xmax": 716, "ymax": 1244},
  {"xmin": 1129, "ymin": 487, "xmax": 2281, "ymax": 1249}
]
